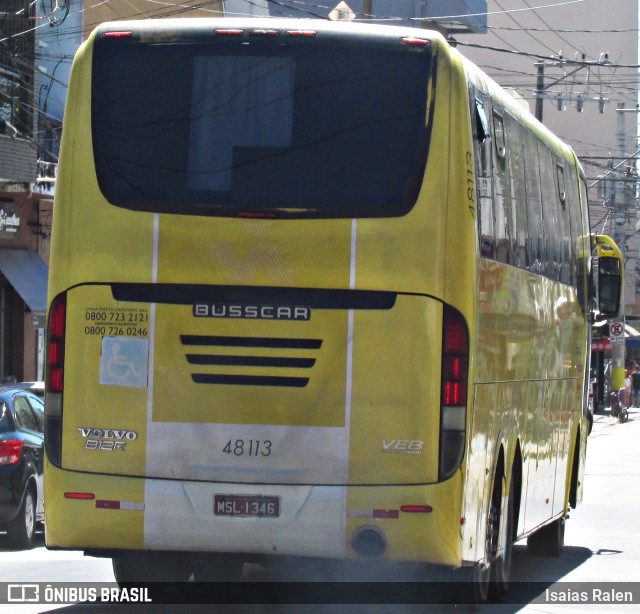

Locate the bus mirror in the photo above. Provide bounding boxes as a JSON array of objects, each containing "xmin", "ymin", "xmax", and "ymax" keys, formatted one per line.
[
  {"xmin": 592, "ymin": 235, "xmax": 623, "ymax": 320},
  {"xmin": 598, "ymin": 257, "xmax": 622, "ymax": 318}
]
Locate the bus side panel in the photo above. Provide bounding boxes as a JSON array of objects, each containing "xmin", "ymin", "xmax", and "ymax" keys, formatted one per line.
[{"xmin": 466, "ymin": 256, "xmax": 586, "ymax": 558}]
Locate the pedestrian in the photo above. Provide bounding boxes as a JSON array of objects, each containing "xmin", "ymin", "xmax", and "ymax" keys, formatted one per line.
[{"xmin": 631, "ymin": 363, "xmax": 640, "ymax": 407}]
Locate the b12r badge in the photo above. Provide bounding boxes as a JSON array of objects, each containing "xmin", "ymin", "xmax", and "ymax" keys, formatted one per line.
[{"xmin": 78, "ymin": 427, "xmax": 138, "ymax": 451}]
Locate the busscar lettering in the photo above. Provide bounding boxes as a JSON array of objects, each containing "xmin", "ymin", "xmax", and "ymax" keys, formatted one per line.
[{"xmin": 193, "ymin": 303, "xmax": 310, "ymax": 321}]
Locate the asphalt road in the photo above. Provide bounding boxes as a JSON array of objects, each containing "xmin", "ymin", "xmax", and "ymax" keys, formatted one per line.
[{"xmin": 2, "ymin": 407, "xmax": 639, "ymax": 613}]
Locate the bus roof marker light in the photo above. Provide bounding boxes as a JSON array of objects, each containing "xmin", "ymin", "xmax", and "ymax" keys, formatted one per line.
[
  {"xmin": 102, "ymin": 31, "xmax": 133, "ymax": 38},
  {"xmin": 215, "ymin": 29, "xmax": 244, "ymax": 36},
  {"xmin": 286, "ymin": 30, "xmax": 317, "ymax": 37},
  {"xmin": 251, "ymin": 29, "xmax": 279, "ymax": 37},
  {"xmin": 402, "ymin": 37, "xmax": 429, "ymax": 46}
]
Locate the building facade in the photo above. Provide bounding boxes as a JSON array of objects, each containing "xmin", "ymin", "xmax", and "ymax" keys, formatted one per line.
[{"xmin": 0, "ymin": 1, "xmax": 53, "ymax": 382}]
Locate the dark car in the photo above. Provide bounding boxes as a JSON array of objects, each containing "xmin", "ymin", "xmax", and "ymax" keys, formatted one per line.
[
  {"xmin": 1, "ymin": 381, "xmax": 44, "ymax": 398},
  {"xmin": 0, "ymin": 387, "xmax": 44, "ymax": 548}
]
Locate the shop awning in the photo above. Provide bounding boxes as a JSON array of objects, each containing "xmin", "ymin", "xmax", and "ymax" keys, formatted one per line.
[
  {"xmin": 0, "ymin": 249, "xmax": 48, "ymax": 314},
  {"xmin": 625, "ymin": 324, "xmax": 640, "ymax": 337}
]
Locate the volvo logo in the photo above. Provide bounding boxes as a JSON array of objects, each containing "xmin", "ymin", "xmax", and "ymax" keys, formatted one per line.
[
  {"xmin": 193, "ymin": 303, "xmax": 311, "ymax": 321},
  {"xmin": 78, "ymin": 427, "xmax": 138, "ymax": 452}
]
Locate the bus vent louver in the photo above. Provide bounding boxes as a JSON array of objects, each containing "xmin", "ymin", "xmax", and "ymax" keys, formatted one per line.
[{"xmin": 180, "ymin": 335, "xmax": 322, "ymax": 388}]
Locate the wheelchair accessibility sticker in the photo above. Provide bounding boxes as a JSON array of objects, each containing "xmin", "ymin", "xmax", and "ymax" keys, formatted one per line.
[{"xmin": 99, "ymin": 336, "xmax": 149, "ymax": 388}]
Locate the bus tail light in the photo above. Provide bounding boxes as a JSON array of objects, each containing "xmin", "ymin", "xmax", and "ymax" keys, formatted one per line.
[
  {"xmin": 439, "ymin": 305, "xmax": 468, "ymax": 481},
  {"xmin": 46, "ymin": 292, "xmax": 67, "ymax": 467},
  {"xmin": 47, "ymin": 292, "xmax": 67, "ymax": 394}
]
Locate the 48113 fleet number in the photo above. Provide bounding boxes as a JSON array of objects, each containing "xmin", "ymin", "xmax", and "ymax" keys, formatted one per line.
[{"xmin": 222, "ymin": 439, "xmax": 272, "ymax": 457}]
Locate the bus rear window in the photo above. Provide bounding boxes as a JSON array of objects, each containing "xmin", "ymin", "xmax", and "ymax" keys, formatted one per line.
[{"xmin": 91, "ymin": 34, "xmax": 432, "ymax": 218}]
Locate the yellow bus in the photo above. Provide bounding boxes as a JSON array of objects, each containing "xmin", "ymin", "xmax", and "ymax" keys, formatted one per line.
[{"xmin": 44, "ymin": 18, "xmax": 622, "ymax": 601}]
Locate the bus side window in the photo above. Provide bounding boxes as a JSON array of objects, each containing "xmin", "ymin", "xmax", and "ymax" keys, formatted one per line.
[
  {"xmin": 504, "ymin": 114, "xmax": 528, "ymax": 269},
  {"xmin": 576, "ymin": 178, "xmax": 591, "ymax": 315},
  {"xmin": 563, "ymin": 163, "xmax": 580, "ymax": 287},
  {"xmin": 492, "ymin": 110, "xmax": 512, "ymax": 265},
  {"xmin": 538, "ymin": 141, "xmax": 560, "ymax": 280},
  {"xmin": 555, "ymin": 161, "xmax": 574, "ymax": 285},
  {"xmin": 522, "ymin": 129, "xmax": 544, "ymax": 274},
  {"xmin": 471, "ymin": 92, "xmax": 495, "ymax": 258},
  {"xmin": 493, "ymin": 111, "xmax": 506, "ymax": 161}
]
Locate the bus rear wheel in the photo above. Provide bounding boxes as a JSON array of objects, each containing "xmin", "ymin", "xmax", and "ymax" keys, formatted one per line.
[
  {"xmin": 460, "ymin": 473, "xmax": 502, "ymax": 603},
  {"xmin": 464, "ymin": 465, "xmax": 517, "ymax": 604},
  {"xmin": 490, "ymin": 473, "xmax": 515, "ymax": 600}
]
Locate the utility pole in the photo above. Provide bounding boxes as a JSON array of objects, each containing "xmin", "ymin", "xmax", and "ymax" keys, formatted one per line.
[
  {"xmin": 362, "ymin": 0, "xmax": 372, "ymax": 21},
  {"xmin": 535, "ymin": 62, "xmax": 545, "ymax": 122},
  {"xmin": 609, "ymin": 104, "xmax": 640, "ymax": 391},
  {"xmin": 534, "ymin": 54, "xmax": 611, "ymax": 123}
]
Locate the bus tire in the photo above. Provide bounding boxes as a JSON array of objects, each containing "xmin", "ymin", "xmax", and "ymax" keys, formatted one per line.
[
  {"xmin": 192, "ymin": 553, "xmax": 244, "ymax": 582},
  {"xmin": 459, "ymin": 472, "xmax": 502, "ymax": 604},
  {"xmin": 112, "ymin": 551, "xmax": 192, "ymax": 584},
  {"xmin": 527, "ymin": 517, "xmax": 565, "ymax": 557},
  {"xmin": 490, "ymin": 473, "xmax": 515, "ymax": 600}
]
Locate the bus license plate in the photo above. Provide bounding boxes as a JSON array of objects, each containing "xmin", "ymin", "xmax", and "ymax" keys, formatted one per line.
[{"xmin": 214, "ymin": 494, "xmax": 280, "ymax": 518}]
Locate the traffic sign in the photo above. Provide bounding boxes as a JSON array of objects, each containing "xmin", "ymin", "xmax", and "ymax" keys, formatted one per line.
[{"xmin": 610, "ymin": 322, "xmax": 624, "ymax": 338}]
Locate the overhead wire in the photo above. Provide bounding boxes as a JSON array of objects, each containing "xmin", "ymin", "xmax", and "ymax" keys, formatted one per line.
[
  {"xmin": 493, "ymin": 0, "xmax": 560, "ymax": 56},
  {"xmin": 521, "ymin": 0, "xmax": 583, "ymax": 54}
]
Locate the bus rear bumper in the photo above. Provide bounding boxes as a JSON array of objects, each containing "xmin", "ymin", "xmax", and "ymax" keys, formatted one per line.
[{"xmin": 45, "ymin": 462, "xmax": 462, "ymax": 566}]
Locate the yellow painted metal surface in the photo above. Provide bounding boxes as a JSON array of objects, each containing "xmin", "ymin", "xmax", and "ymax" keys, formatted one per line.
[{"xmin": 45, "ymin": 20, "xmax": 597, "ymax": 571}]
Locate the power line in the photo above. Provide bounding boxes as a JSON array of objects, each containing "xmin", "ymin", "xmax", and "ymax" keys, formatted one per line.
[
  {"xmin": 409, "ymin": 0, "xmax": 589, "ymax": 22},
  {"xmin": 454, "ymin": 39, "xmax": 640, "ymax": 69}
]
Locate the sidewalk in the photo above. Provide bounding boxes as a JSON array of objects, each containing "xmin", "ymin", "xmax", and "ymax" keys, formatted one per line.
[{"xmin": 594, "ymin": 404, "xmax": 640, "ymax": 423}]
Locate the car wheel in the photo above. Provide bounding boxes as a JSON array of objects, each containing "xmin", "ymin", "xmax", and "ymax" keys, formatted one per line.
[{"xmin": 6, "ymin": 489, "xmax": 36, "ymax": 549}]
